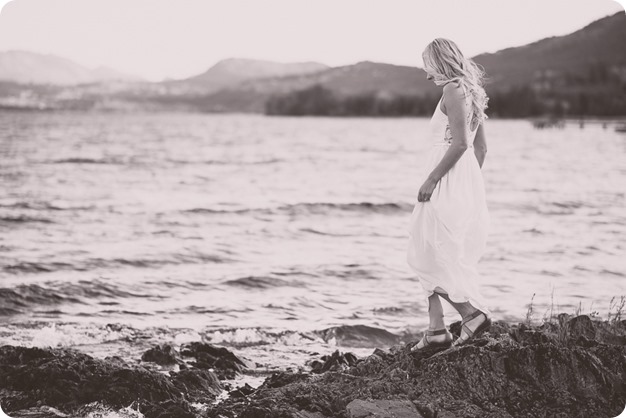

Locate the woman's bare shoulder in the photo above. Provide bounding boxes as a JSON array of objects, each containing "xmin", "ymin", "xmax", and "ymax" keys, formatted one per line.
[
  {"xmin": 442, "ymin": 82, "xmax": 465, "ymax": 104},
  {"xmin": 443, "ymin": 79, "xmax": 462, "ymax": 89}
]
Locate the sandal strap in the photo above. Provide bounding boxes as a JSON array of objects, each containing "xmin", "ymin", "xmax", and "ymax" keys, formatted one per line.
[
  {"xmin": 426, "ymin": 328, "xmax": 449, "ymax": 336},
  {"xmin": 462, "ymin": 310, "xmax": 485, "ymax": 324},
  {"xmin": 413, "ymin": 328, "xmax": 453, "ymax": 351},
  {"xmin": 416, "ymin": 333, "xmax": 429, "ymax": 348},
  {"xmin": 461, "ymin": 323, "xmax": 475, "ymax": 338}
]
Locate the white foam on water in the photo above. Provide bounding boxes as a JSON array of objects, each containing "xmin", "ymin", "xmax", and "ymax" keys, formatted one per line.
[
  {"xmin": 63, "ymin": 401, "xmax": 145, "ymax": 418},
  {"xmin": 205, "ymin": 327, "xmax": 324, "ymax": 347},
  {"xmin": 173, "ymin": 329, "xmax": 203, "ymax": 345},
  {"xmin": 22, "ymin": 322, "xmax": 137, "ymax": 348}
]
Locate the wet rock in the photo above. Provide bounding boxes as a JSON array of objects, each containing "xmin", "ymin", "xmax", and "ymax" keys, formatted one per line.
[
  {"xmin": 103, "ymin": 355, "xmax": 131, "ymax": 368},
  {"xmin": 228, "ymin": 382, "xmax": 255, "ymax": 399},
  {"xmin": 139, "ymin": 399, "xmax": 196, "ymax": 418},
  {"xmin": 309, "ymin": 350, "xmax": 358, "ymax": 374},
  {"xmin": 2, "ymin": 405, "xmax": 69, "ymax": 417},
  {"xmin": 105, "ymin": 323, "xmax": 125, "ymax": 332},
  {"xmin": 259, "ymin": 371, "xmax": 310, "ymax": 389},
  {"xmin": 350, "ymin": 351, "xmax": 388, "ymax": 376},
  {"xmin": 316, "ymin": 325, "xmax": 401, "ymax": 348},
  {"xmin": 0, "ymin": 345, "xmax": 199, "ymax": 418},
  {"xmin": 142, "ymin": 344, "xmax": 183, "ymax": 366},
  {"xmin": 170, "ymin": 368, "xmax": 223, "ymax": 403},
  {"xmin": 346, "ymin": 399, "xmax": 423, "ymax": 418},
  {"xmin": 179, "ymin": 342, "xmax": 250, "ymax": 380},
  {"xmin": 371, "ymin": 348, "xmax": 390, "ymax": 359}
]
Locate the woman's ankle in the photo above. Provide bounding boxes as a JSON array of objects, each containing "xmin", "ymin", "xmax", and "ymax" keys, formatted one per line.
[
  {"xmin": 428, "ymin": 325, "xmax": 447, "ymax": 331},
  {"xmin": 428, "ymin": 314, "xmax": 445, "ymax": 330}
]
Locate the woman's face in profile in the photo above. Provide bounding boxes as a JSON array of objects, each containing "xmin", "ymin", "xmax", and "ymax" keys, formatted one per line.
[
  {"xmin": 423, "ymin": 55, "xmax": 435, "ymax": 82},
  {"xmin": 424, "ymin": 66, "xmax": 435, "ymax": 82}
]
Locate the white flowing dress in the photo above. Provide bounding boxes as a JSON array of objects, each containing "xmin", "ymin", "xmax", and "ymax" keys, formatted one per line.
[{"xmin": 406, "ymin": 90, "xmax": 492, "ymax": 316}]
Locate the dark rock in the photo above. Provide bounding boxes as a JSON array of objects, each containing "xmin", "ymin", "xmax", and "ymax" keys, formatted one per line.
[
  {"xmin": 170, "ymin": 368, "xmax": 223, "ymax": 402},
  {"xmin": 0, "ymin": 345, "xmax": 203, "ymax": 418},
  {"xmin": 315, "ymin": 325, "xmax": 401, "ymax": 348},
  {"xmin": 105, "ymin": 323, "xmax": 124, "ymax": 332},
  {"xmin": 259, "ymin": 371, "xmax": 310, "ymax": 389},
  {"xmin": 103, "ymin": 355, "xmax": 130, "ymax": 368},
  {"xmin": 1, "ymin": 405, "xmax": 69, "ymax": 417},
  {"xmin": 291, "ymin": 411, "xmax": 328, "ymax": 418},
  {"xmin": 138, "ymin": 398, "xmax": 196, "ymax": 418},
  {"xmin": 350, "ymin": 351, "xmax": 388, "ymax": 376},
  {"xmin": 487, "ymin": 320, "xmax": 513, "ymax": 336},
  {"xmin": 371, "ymin": 348, "xmax": 390, "ymax": 359},
  {"xmin": 510, "ymin": 323, "xmax": 557, "ymax": 345},
  {"xmin": 593, "ymin": 319, "xmax": 626, "ymax": 345},
  {"xmin": 228, "ymin": 383, "xmax": 255, "ymax": 399},
  {"xmin": 309, "ymin": 350, "xmax": 359, "ymax": 374},
  {"xmin": 411, "ymin": 399, "xmax": 438, "ymax": 418},
  {"xmin": 346, "ymin": 399, "xmax": 423, "ymax": 418},
  {"xmin": 179, "ymin": 342, "xmax": 249, "ymax": 380},
  {"xmin": 449, "ymin": 320, "xmax": 462, "ymax": 338},
  {"xmin": 566, "ymin": 315, "xmax": 596, "ymax": 340},
  {"xmin": 141, "ymin": 344, "xmax": 183, "ymax": 366}
]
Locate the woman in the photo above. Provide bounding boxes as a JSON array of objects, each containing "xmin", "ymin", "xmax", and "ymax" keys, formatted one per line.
[{"xmin": 406, "ymin": 38, "xmax": 493, "ymax": 351}]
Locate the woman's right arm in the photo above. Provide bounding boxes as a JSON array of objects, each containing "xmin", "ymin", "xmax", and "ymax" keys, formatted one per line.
[{"xmin": 473, "ymin": 123, "xmax": 487, "ymax": 168}]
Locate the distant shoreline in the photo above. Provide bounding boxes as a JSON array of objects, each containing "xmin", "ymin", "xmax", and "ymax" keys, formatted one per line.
[{"xmin": 1, "ymin": 107, "xmax": 626, "ymax": 124}]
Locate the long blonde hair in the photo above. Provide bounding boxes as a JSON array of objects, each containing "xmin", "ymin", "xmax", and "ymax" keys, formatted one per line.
[{"xmin": 422, "ymin": 38, "xmax": 490, "ymax": 126}]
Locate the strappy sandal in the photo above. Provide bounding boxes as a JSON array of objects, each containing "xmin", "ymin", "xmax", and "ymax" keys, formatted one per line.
[
  {"xmin": 410, "ymin": 328, "xmax": 453, "ymax": 353},
  {"xmin": 452, "ymin": 309, "xmax": 492, "ymax": 347}
]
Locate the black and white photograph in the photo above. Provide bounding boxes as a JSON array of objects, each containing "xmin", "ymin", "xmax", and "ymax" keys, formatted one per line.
[{"xmin": 0, "ymin": 0, "xmax": 625, "ymax": 417}]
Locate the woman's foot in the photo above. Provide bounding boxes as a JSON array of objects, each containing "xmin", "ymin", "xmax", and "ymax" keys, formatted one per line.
[
  {"xmin": 410, "ymin": 328, "xmax": 453, "ymax": 352},
  {"xmin": 452, "ymin": 310, "xmax": 491, "ymax": 347}
]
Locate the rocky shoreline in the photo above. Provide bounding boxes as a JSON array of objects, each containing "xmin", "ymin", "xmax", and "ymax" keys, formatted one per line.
[{"xmin": 1, "ymin": 313, "xmax": 625, "ymax": 418}]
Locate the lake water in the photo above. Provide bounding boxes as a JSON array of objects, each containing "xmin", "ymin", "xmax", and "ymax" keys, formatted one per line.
[{"xmin": 1, "ymin": 111, "xmax": 624, "ymax": 378}]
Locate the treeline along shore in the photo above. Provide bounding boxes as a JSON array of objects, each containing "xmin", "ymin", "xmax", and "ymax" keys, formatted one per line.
[
  {"xmin": 265, "ymin": 72, "xmax": 626, "ymax": 118},
  {"xmin": 1, "ymin": 311, "xmax": 625, "ymax": 418}
]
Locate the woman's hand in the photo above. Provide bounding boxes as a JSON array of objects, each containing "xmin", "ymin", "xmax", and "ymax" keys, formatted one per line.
[{"xmin": 417, "ymin": 178, "xmax": 438, "ymax": 202}]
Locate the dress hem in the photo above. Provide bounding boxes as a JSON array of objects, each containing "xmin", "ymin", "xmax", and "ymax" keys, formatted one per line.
[{"xmin": 422, "ymin": 285, "xmax": 493, "ymax": 317}]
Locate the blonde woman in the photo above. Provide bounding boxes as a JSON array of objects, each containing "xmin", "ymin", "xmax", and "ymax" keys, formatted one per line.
[{"xmin": 407, "ymin": 38, "xmax": 493, "ymax": 351}]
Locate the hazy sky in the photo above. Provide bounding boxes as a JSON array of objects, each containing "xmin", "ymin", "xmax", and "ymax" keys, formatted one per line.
[{"xmin": 0, "ymin": 0, "xmax": 624, "ymax": 81}]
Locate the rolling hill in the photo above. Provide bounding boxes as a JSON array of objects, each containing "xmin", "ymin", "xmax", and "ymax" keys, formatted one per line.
[
  {"xmin": 0, "ymin": 50, "xmax": 144, "ymax": 85},
  {"xmin": 156, "ymin": 58, "xmax": 330, "ymax": 96},
  {"xmin": 472, "ymin": 10, "xmax": 626, "ymax": 91}
]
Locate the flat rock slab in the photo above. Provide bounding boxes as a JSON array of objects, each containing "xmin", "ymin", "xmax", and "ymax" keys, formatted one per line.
[
  {"xmin": 347, "ymin": 399, "xmax": 424, "ymax": 418},
  {"xmin": 292, "ymin": 411, "xmax": 328, "ymax": 418}
]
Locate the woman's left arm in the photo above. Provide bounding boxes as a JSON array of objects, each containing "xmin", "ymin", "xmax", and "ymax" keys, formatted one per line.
[{"xmin": 417, "ymin": 83, "xmax": 471, "ymax": 202}]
